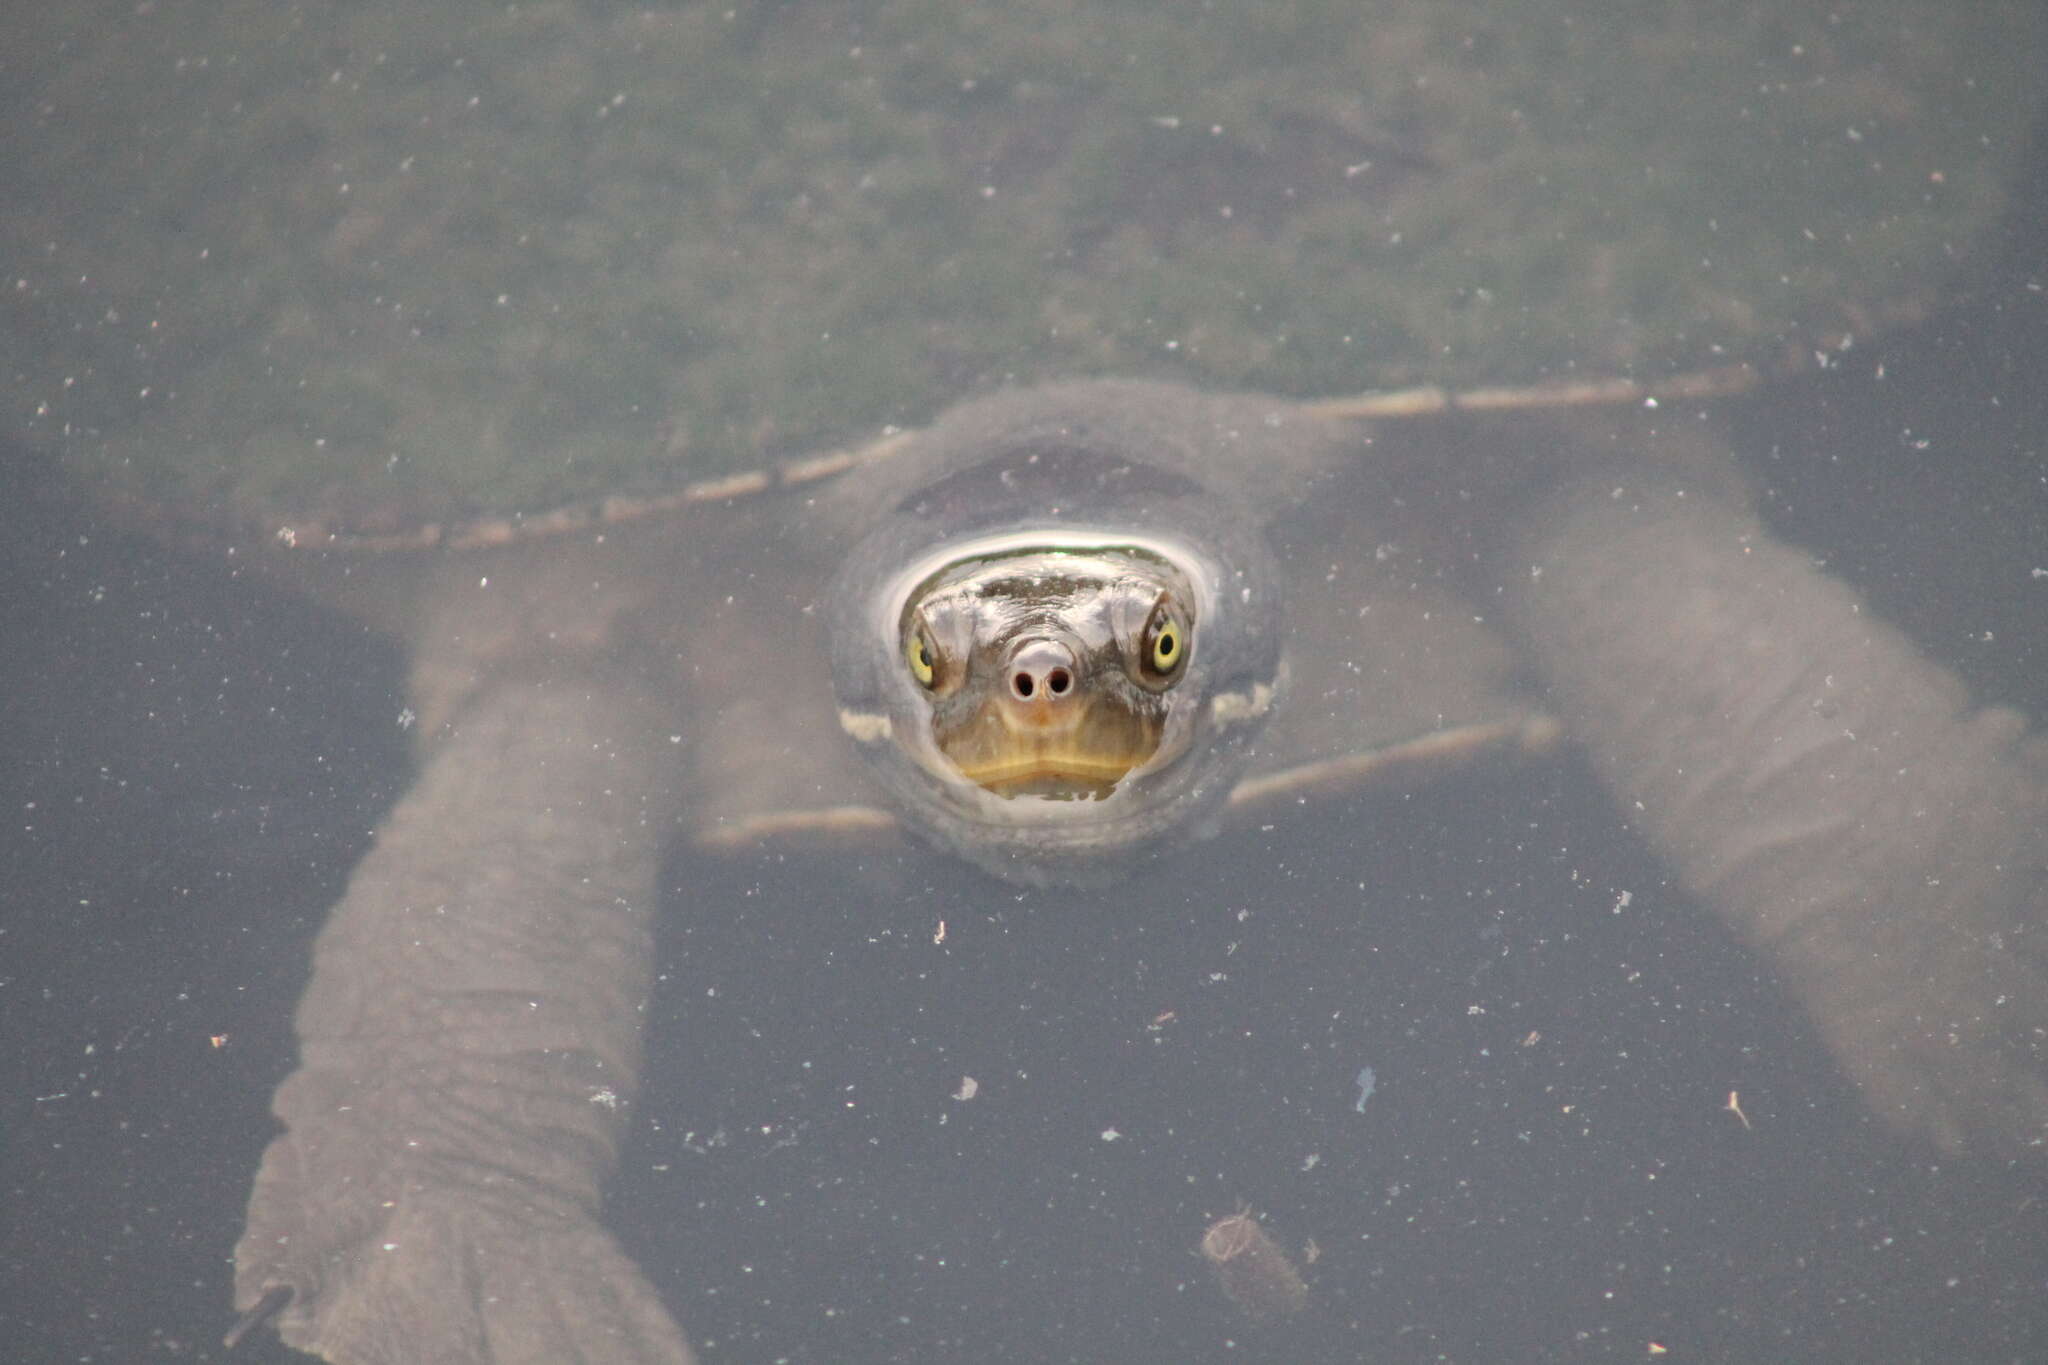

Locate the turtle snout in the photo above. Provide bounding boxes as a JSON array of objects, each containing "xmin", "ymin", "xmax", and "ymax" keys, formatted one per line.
[{"xmin": 1006, "ymin": 637, "xmax": 1079, "ymax": 708}]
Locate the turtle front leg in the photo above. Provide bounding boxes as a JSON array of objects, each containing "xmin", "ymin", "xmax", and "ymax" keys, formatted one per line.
[
  {"xmin": 232, "ymin": 667, "xmax": 696, "ymax": 1363},
  {"xmin": 1489, "ymin": 428, "xmax": 2048, "ymax": 1155}
]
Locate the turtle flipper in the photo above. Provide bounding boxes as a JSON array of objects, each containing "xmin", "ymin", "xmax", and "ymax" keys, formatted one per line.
[
  {"xmin": 1493, "ymin": 430, "xmax": 2048, "ymax": 1154},
  {"xmin": 233, "ymin": 671, "xmax": 695, "ymax": 1362}
]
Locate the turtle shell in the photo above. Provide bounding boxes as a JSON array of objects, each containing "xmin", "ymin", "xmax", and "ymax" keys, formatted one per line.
[{"xmin": 5, "ymin": 0, "xmax": 2043, "ymax": 545}]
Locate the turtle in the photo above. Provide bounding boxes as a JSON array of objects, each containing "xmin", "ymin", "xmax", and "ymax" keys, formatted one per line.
[
  {"xmin": 3, "ymin": 2, "xmax": 2045, "ymax": 1362},
  {"xmin": 205, "ymin": 376, "xmax": 2047, "ymax": 1363}
]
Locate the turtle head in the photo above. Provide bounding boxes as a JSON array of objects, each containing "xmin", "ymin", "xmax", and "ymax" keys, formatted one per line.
[
  {"xmin": 827, "ymin": 426, "xmax": 1282, "ymax": 887},
  {"xmin": 900, "ymin": 545, "xmax": 1195, "ymax": 802}
]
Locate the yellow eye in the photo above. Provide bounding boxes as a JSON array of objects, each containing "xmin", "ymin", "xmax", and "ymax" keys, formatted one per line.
[
  {"xmin": 1146, "ymin": 608, "xmax": 1186, "ymax": 675},
  {"xmin": 907, "ymin": 626, "xmax": 937, "ymax": 687}
]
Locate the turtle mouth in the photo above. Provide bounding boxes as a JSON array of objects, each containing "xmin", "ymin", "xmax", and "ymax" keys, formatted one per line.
[
  {"xmin": 955, "ymin": 752, "xmax": 1146, "ymax": 801},
  {"xmin": 941, "ymin": 703, "xmax": 1165, "ymax": 800}
]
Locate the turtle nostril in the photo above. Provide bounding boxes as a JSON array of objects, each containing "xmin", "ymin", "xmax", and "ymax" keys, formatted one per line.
[
  {"xmin": 1007, "ymin": 639, "xmax": 1078, "ymax": 703},
  {"xmin": 1012, "ymin": 667, "xmax": 1073, "ymax": 700}
]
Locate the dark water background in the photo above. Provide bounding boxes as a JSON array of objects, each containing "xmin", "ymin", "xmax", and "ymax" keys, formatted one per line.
[{"xmin": 4, "ymin": 88, "xmax": 2046, "ymax": 1365}]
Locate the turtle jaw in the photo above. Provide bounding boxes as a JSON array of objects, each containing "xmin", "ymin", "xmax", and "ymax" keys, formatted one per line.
[
  {"xmin": 961, "ymin": 764, "xmax": 1127, "ymax": 802},
  {"xmin": 948, "ymin": 745, "xmax": 1161, "ymax": 802},
  {"xmin": 937, "ymin": 690, "xmax": 1169, "ymax": 801}
]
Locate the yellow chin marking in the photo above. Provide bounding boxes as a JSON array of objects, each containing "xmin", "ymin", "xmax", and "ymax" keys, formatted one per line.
[
  {"xmin": 959, "ymin": 750, "xmax": 1141, "ymax": 800},
  {"xmin": 958, "ymin": 748, "xmax": 1144, "ymax": 790},
  {"xmin": 940, "ymin": 704, "xmax": 1163, "ymax": 799}
]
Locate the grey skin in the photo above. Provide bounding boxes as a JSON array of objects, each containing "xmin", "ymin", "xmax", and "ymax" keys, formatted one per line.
[{"xmin": 232, "ymin": 381, "xmax": 2047, "ymax": 1363}]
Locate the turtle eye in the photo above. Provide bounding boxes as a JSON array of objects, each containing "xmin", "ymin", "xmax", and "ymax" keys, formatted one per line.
[
  {"xmin": 1144, "ymin": 604, "xmax": 1187, "ymax": 677},
  {"xmin": 907, "ymin": 624, "xmax": 939, "ymax": 688}
]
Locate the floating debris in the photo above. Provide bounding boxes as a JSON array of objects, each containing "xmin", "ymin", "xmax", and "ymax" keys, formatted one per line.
[
  {"xmin": 1354, "ymin": 1066, "xmax": 1376, "ymax": 1113},
  {"xmin": 1201, "ymin": 1208, "xmax": 1308, "ymax": 1320}
]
